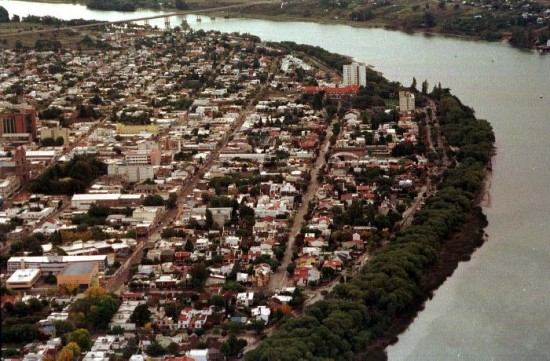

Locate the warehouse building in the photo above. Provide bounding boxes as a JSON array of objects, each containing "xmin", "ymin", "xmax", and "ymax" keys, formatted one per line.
[{"xmin": 57, "ymin": 262, "xmax": 99, "ymax": 291}]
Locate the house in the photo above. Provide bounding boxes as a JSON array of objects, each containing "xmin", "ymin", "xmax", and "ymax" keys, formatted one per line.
[
  {"xmin": 293, "ymin": 266, "xmax": 309, "ymax": 287},
  {"xmin": 323, "ymin": 259, "xmax": 343, "ymax": 271},
  {"xmin": 185, "ymin": 350, "xmax": 208, "ymax": 361},
  {"xmin": 251, "ymin": 306, "xmax": 271, "ymax": 323},
  {"xmin": 236, "ymin": 292, "xmax": 254, "ymax": 308},
  {"xmin": 253, "ymin": 263, "xmax": 272, "ymax": 287},
  {"xmin": 177, "ymin": 307, "xmax": 214, "ymax": 329}
]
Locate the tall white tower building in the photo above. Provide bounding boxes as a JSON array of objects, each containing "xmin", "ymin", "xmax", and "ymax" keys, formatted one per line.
[{"xmin": 342, "ymin": 62, "xmax": 367, "ymax": 87}]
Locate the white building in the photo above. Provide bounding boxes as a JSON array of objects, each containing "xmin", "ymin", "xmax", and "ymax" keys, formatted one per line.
[
  {"xmin": 0, "ymin": 176, "xmax": 20, "ymax": 198},
  {"xmin": 40, "ymin": 126, "xmax": 70, "ymax": 143},
  {"xmin": 107, "ymin": 163, "xmax": 154, "ymax": 183},
  {"xmin": 133, "ymin": 206, "xmax": 163, "ymax": 223},
  {"xmin": 7, "ymin": 255, "xmax": 108, "ymax": 274},
  {"xmin": 342, "ymin": 62, "xmax": 367, "ymax": 87},
  {"xmin": 6, "ymin": 268, "xmax": 41, "ymax": 289},
  {"xmin": 71, "ymin": 193, "xmax": 121, "ymax": 210},
  {"xmin": 251, "ymin": 305, "xmax": 271, "ymax": 323},
  {"xmin": 399, "ymin": 91, "xmax": 416, "ymax": 112},
  {"xmin": 125, "ymin": 150, "xmax": 161, "ymax": 165}
]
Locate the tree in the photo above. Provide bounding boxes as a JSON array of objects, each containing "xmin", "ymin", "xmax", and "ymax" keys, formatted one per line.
[
  {"xmin": 189, "ymin": 263, "xmax": 210, "ymax": 289},
  {"xmin": 130, "ymin": 304, "xmax": 151, "ymax": 327},
  {"xmin": 111, "ymin": 325, "xmax": 124, "ymax": 335},
  {"xmin": 286, "ymin": 262, "xmax": 296, "ymax": 275},
  {"xmin": 55, "ymin": 136, "xmax": 65, "ymax": 146},
  {"xmin": 248, "ymin": 320, "xmax": 266, "ymax": 335},
  {"xmin": 84, "ymin": 286, "xmax": 107, "ymax": 298},
  {"xmin": 44, "ymin": 271, "xmax": 57, "ymax": 284},
  {"xmin": 410, "ymin": 77, "xmax": 417, "ymax": 91},
  {"xmin": 208, "ymin": 294, "xmax": 225, "ymax": 308},
  {"xmin": 421, "ymin": 79, "xmax": 429, "ymax": 94},
  {"xmin": 143, "ymin": 194, "xmax": 165, "ymax": 207},
  {"xmin": 424, "ymin": 11, "xmax": 436, "ymax": 27},
  {"xmin": 175, "ymin": 0, "xmax": 188, "ymax": 10},
  {"xmin": 49, "ymin": 231, "xmax": 63, "ymax": 245},
  {"xmin": 205, "ymin": 208, "xmax": 214, "ymax": 229},
  {"xmin": 220, "ymin": 335, "xmax": 247, "ymax": 357},
  {"xmin": 11, "ymin": 14, "xmax": 20, "ymax": 22},
  {"xmin": 166, "ymin": 342, "xmax": 180, "ymax": 356},
  {"xmin": 0, "ymin": 6, "xmax": 9, "ymax": 23},
  {"xmin": 66, "ymin": 328, "xmax": 92, "ymax": 350},
  {"xmin": 64, "ymin": 342, "xmax": 81, "ymax": 357},
  {"xmin": 41, "ymin": 137, "xmax": 56, "ymax": 147},
  {"xmin": 53, "ymin": 321, "xmax": 75, "ymax": 336},
  {"xmin": 56, "ymin": 348, "xmax": 74, "ymax": 361},
  {"xmin": 166, "ymin": 193, "xmax": 177, "ymax": 209},
  {"xmin": 184, "ymin": 239, "xmax": 194, "ymax": 252},
  {"xmin": 145, "ymin": 341, "xmax": 165, "ymax": 356}
]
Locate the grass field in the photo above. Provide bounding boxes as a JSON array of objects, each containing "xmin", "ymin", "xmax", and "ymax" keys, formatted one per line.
[{"xmin": 0, "ymin": 22, "xmax": 101, "ymax": 50}]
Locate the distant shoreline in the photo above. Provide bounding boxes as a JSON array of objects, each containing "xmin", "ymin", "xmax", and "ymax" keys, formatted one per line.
[{"xmin": 3, "ymin": 0, "xmax": 535, "ymax": 50}]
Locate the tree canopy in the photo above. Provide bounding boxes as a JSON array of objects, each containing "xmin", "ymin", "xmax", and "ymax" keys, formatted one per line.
[{"xmin": 30, "ymin": 156, "xmax": 107, "ymax": 195}]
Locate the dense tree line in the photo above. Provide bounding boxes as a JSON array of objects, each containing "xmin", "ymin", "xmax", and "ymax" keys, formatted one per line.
[
  {"xmin": 245, "ymin": 94, "xmax": 494, "ymax": 360},
  {"xmin": 0, "ymin": 6, "xmax": 9, "ymax": 23},
  {"xmin": 30, "ymin": 156, "xmax": 107, "ymax": 195},
  {"xmin": 87, "ymin": 0, "xmax": 137, "ymax": 11},
  {"xmin": 20, "ymin": 15, "xmax": 99, "ymax": 26},
  {"xmin": 87, "ymin": 0, "xmax": 164, "ymax": 11}
]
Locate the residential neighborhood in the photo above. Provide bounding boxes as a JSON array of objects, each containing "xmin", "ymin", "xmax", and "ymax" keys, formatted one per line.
[{"xmin": 0, "ymin": 25, "xmax": 441, "ymax": 361}]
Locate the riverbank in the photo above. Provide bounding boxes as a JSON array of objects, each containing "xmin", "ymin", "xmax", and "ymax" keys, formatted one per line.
[
  {"xmin": 4, "ymin": 0, "xmax": 547, "ymax": 49},
  {"xmin": 360, "ymin": 181, "xmax": 490, "ymax": 360}
]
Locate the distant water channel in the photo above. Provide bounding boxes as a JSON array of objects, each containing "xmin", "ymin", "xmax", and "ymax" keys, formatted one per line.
[{"xmin": 2, "ymin": 1, "xmax": 550, "ymax": 359}]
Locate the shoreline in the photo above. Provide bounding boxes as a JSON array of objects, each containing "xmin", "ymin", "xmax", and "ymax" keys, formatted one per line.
[
  {"xmin": 3, "ymin": 0, "xmax": 537, "ymax": 51},
  {"xmin": 360, "ymin": 206, "xmax": 489, "ymax": 360},
  {"xmin": 358, "ymin": 166, "xmax": 493, "ymax": 360}
]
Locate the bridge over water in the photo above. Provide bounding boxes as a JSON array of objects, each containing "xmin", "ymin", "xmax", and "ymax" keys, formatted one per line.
[{"xmin": 0, "ymin": 0, "xmax": 277, "ymax": 37}]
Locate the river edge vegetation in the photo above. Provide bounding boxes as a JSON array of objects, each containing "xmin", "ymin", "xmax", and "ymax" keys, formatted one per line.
[{"xmin": 2, "ymin": 0, "xmax": 549, "ymax": 48}]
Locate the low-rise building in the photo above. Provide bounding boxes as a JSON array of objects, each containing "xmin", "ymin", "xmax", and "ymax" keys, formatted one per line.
[
  {"xmin": 7, "ymin": 255, "xmax": 108, "ymax": 274},
  {"xmin": 57, "ymin": 262, "xmax": 99, "ymax": 292},
  {"xmin": 0, "ymin": 176, "xmax": 21, "ymax": 198},
  {"xmin": 6, "ymin": 268, "xmax": 41, "ymax": 289},
  {"xmin": 40, "ymin": 126, "xmax": 70, "ymax": 143}
]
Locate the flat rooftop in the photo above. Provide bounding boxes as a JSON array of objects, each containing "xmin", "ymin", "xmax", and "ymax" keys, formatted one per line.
[
  {"xmin": 59, "ymin": 262, "xmax": 97, "ymax": 276},
  {"xmin": 7, "ymin": 268, "xmax": 40, "ymax": 283}
]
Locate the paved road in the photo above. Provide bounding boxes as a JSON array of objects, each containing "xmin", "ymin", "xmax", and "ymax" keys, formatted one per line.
[
  {"xmin": 267, "ymin": 118, "xmax": 336, "ymax": 293},
  {"xmin": 107, "ymin": 96, "xmax": 255, "ymax": 293}
]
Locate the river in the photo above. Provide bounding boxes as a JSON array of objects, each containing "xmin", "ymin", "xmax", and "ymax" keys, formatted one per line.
[{"xmin": 2, "ymin": 1, "xmax": 550, "ymax": 359}]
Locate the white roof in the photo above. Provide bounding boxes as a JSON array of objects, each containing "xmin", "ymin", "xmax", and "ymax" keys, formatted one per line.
[
  {"xmin": 8, "ymin": 255, "xmax": 107, "ymax": 263},
  {"xmin": 26, "ymin": 150, "xmax": 57, "ymax": 156},
  {"xmin": 119, "ymin": 194, "xmax": 142, "ymax": 200},
  {"xmin": 72, "ymin": 194, "xmax": 121, "ymax": 201},
  {"xmin": 7, "ymin": 268, "xmax": 40, "ymax": 283}
]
